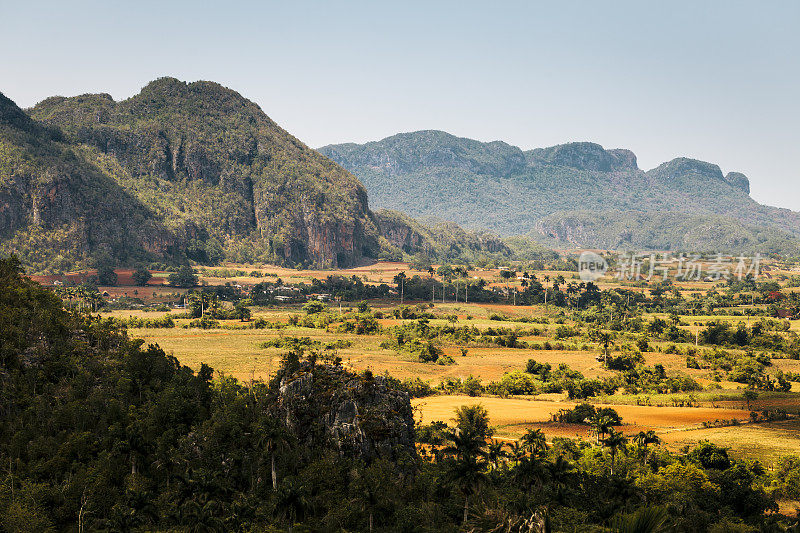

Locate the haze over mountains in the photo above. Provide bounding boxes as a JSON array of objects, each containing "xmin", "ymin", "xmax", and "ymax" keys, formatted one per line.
[
  {"xmin": 3, "ymin": 77, "xmax": 799, "ymax": 274},
  {"xmin": 319, "ymin": 131, "xmax": 800, "ymax": 255}
]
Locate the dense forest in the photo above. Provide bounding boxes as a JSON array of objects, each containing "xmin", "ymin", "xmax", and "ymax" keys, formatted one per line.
[{"xmin": 2, "ymin": 254, "xmax": 799, "ymax": 532}]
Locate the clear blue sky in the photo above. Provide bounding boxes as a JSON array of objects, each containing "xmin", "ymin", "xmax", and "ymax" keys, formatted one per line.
[{"xmin": 2, "ymin": 1, "xmax": 798, "ymax": 209}]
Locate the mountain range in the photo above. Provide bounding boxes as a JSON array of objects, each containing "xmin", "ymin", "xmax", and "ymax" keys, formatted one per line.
[
  {"xmin": 319, "ymin": 131, "xmax": 800, "ymax": 255},
  {"xmin": 3, "ymin": 79, "xmax": 799, "ymax": 273},
  {"xmin": 0, "ymin": 79, "xmax": 522, "ymax": 272}
]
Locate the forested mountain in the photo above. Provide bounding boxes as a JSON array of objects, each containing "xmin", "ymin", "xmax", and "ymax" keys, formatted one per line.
[
  {"xmin": 375, "ymin": 208, "xmax": 557, "ymax": 264},
  {"xmin": 319, "ymin": 131, "xmax": 800, "ymax": 254},
  {"xmin": 0, "ymin": 91, "xmax": 173, "ymax": 270},
  {"xmin": 2, "ymin": 81, "xmax": 528, "ymax": 272},
  {"xmin": 1, "ymin": 78, "xmax": 382, "ymax": 271}
]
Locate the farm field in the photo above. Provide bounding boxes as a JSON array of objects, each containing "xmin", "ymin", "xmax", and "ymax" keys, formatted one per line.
[{"xmin": 85, "ymin": 257, "xmax": 800, "ymax": 467}]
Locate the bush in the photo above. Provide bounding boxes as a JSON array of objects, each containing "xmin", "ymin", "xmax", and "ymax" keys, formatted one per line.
[
  {"xmin": 488, "ymin": 371, "xmax": 538, "ymax": 396},
  {"xmin": 169, "ymin": 265, "xmax": 199, "ymax": 288},
  {"xmin": 132, "ymin": 266, "xmax": 152, "ymax": 286},
  {"xmin": 554, "ymin": 403, "xmax": 621, "ymax": 425},
  {"xmin": 303, "ymin": 300, "xmax": 326, "ymax": 314},
  {"xmin": 97, "ymin": 265, "xmax": 118, "ymax": 286}
]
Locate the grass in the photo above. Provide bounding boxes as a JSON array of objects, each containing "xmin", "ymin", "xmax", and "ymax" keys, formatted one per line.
[{"xmin": 91, "ymin": 259, "xmax": 800, "ymax": 464}]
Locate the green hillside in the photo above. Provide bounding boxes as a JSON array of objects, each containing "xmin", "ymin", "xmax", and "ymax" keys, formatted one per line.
[
  {"xmin": 2, "ymin": 83, "xmax": 525, "ymax": 272},
  {"xmin": 319, "ymin": 131, "xmax": 800, "ymax": 254},
  {"xmin": 0, "ymin": 91, "xmax": 172, "ymax": 271},
  {"xmin": 14, "ymin": 78, "xmax": 380, "ymax": 270}
]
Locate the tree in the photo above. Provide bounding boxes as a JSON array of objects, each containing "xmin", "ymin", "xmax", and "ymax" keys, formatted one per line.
[
  {"xmin": 590, "ymin": 414, "xmax": 615, "ymax": 444},
  {"xmin": 234, "ymin": 300, "xmax": 252, "ymax": 321},
  {"xmin": 590, "ymin": 329, "xmax": 616, "ymax": 363},
  {"xmin": 97, "ymin": 265, "xmax": 117, "ymax": 286},
  {"xmin": 521, "ymin": 428, "xmax": 548, "ymax": 457},
  {"xmin": 275, "ymin": 477, "xmax": 308, "ymax": 532},
  {"xmin": 393, "ymin": 272, "xmax": 407, "ymax": 305},
  {"xmin": 351, "ymin": 459, "xmax": 395, "ymax": 532},
  {"xmin": 634, "ymin": 430, "xmax": 660, "ymax": 463},
  {"xmin": 168, "ymin": 265, "xmax": 198, "ymax": 288},
  {"xmin": 302, "ymin": 300, "xmax": 325, "ymax": 314},
  {"xmin": 499, "ymin": 269, "xmax": 516, "ymax": 300},
  {"xmin": 743, "ymin": 389, "xmax": 759, "ymax": 410},
  {"xmin": 487, "ymin": 440, "xmax": 508, "ymax": 471},
  {"xmin": 446, "ymin": 405, "xmax": 492, "ymax": 524},
  {"xmin": 132, "ymin": 267, "xmax": 152, "ymax": 286},
  {"xmin": 602, "ymin": 428, "xmax": 628, "ymax": 475}
]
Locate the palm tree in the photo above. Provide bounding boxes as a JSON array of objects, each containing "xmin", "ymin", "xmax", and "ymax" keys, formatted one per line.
[
  {"xmin": 602, "ymin": 428, "xmax": 628, "ymax": 475},
  {"xmin": 393, "ymin": 272, "xmax": 407, "ymax": 305},
  {"xmin": 500, "ymin": 269, "xmax": 516, "ymax": 300},
  {"xmin": 508, "ymin": 441, "xmax": 526, "ymax": 465},
  {"xmin": 487, "ymin": 440, "xmax": 508, "ymax": 471},
  {"xmin": 634, "ymin": 430, "xmax": 660, "ymax": 449},
  {"xmin": 261, "ymin": 420, "xmax": 290, "ymax": 490},
  {"xmin": 590, "ymin": 414, "xmax": 615, "ymax": 444},
  {"xmin": 351, "ymin": 460, "xmax": 393, "ymax": 533},
  {"xmin": 447, "ymin": 454, "xmax": 486, "ymax": 525},
  {"xmin": 521, "ymin": 429, "xmax": 548, "ymax": 457},
  {"xmin": 446, "ymin": 405, "xmax": 491, "ymax": 525},
  {"xmin": 514, "ymin": 454, "xmax": 547, "ymax": 495},
  {"xmin": 591, "ymin": 330, "xmax": 615, "ymax": 363},
  {"xmin": 633, "ymin": 430, "xmax": 660, "ymax": 464},
  {"xmin": 547, "ymin": 455, "xmax": 574, "ymax": 503},
  {"xmin": 610, "ymin": 506, "xmax": 670, "ymax": 533},
  {"xmin": 275, "ymin": 477, "xmax": 309, "ymax": 533}
]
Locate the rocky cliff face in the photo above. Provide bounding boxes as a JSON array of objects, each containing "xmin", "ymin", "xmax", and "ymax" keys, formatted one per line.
[
  {"xmin": 526, "ymin": 142, "xmax": 639, "ymax": 172},
  {"xmin": 26, "ymin": 78, "xmax": 379, "ymax": 268},
  {"xmin": 724, "ymin": 171, "xmax": 751, "ymax": 194},
  {"xmin": 320, "ymin": 130, "xmax": 800, "ymax": 252},
  {"xmin": 277, "ymin": 363, "xmax": 416, "ymax": 462},
  {"xmin": 374, "ymin": 209, "xmax": 427, "ymax": 253},
  {"xmin": 0, "ymin": 91, "xmax": 174, "ymax": 271},
  {"xmin": 374, "ymin": 208, "xmax": 511, "ymax": 258}
]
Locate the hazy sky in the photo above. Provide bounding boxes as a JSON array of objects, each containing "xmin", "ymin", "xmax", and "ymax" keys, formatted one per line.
[{"xmin": 2, "ymin": 1, "xmax": 798, "ymax": 209}]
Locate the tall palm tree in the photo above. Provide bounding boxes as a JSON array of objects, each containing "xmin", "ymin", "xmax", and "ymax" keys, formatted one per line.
[
  {"xmin": 500, "ymin": 269, "xmax": 515, "ymax": 300},
  {"xmin": 590, "ymin": 414, "xmax": 615, "ymax": 444},
  {"xmin": 547, "ymin": 455, "xmax": 574, "ymax": 503},
  {"xmin": 447, "ymin": 454, "xmax": 486, "ymax": 525},
  {"xmin": 487, "ymin": 440, "xmax": 509, "ymax": 471},
  {"xmin": 602, "ymin": 429, "xmax": 628, "ymax": 475},
  {"xmin": 261, "ymin": 420, "xmax": 290, "ymax": 490},
  {"xmin": 508, "ymin": 441, "xmax": 526, "ymax": 465},
  {"xmin": 445, "ymin": 405, "xmax": 491, "ymax": 524},
  {"xmin": 633, "ymin": 430, "xmax": 660, "ymax": 464},
  {"xmin": 275, "ymin": 476, "xmax": 309, "ymax": 533},
  {"xmin": 634, "ymin": 430, "xmax": 660, "ymax": 449},
  {"xmin": 521, "ymin": 429, "xmax": 548, "ymax": 457},
  {"xmin": 590, "ymin": 329, "xmax": 615, "ymax": 363}
]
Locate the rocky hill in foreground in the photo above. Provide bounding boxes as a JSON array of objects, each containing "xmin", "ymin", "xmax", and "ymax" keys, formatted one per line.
[{"xmin": 319, "ymin": 131, "xmax": 800, "ymax": 255}]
